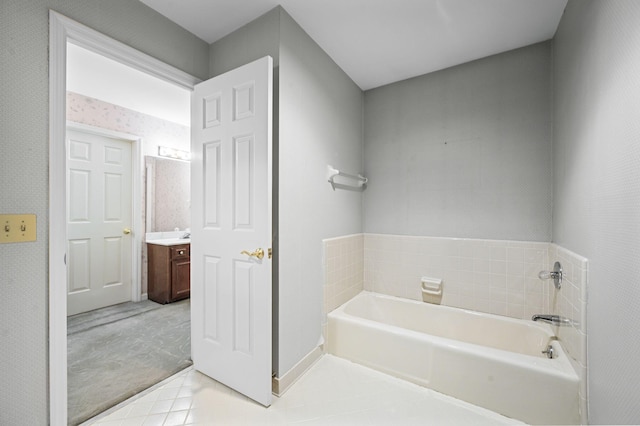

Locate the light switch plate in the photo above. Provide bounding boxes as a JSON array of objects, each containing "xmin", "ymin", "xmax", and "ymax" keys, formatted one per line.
[{"xmin": 1, "ymin": 214, "xmax": 37, "ymax": 243}]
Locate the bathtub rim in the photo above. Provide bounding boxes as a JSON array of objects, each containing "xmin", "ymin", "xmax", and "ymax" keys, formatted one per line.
[{"xmin": 328, "ymin": 290, "xmax": 580, "ymax": 380}]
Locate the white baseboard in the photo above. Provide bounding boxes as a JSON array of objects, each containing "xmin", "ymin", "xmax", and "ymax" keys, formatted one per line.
[
  {"xmin": 140, "ymin": 293, "xmax": 148, "ymax": 301},
  {"xmin": 272, "ymin": 346, "xmax": 323, "ymax": 397}
]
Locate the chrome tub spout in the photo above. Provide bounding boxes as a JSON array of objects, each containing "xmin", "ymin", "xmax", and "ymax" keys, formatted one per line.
[{"xmin": 532, "ymin": 314, "xmax": 572, "ymax": 326}]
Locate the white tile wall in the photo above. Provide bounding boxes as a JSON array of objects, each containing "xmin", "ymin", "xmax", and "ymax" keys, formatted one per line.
[
  {"xmin": 322, "ymin": 234, "xmax": 364, "ymax": 316},
  {"xmin": 321, "ymin": 234, "xmax": 364, "ymax": 347},
  {"xmin": 363, "ymin": 234, "xmax": 549, "ymax": 320},
  {"xmin": 322, "ymin": 235, "xmax": 588, "ymax": 331},
  {"xmin": 547, "ymin": 244, "xmax": 588, "ymax": 423}
]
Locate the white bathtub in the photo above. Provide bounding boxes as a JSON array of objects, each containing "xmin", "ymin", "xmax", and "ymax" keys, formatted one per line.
[{"xmin": 328, "ymin": 291, "xmax": 580, "ymax": 425}]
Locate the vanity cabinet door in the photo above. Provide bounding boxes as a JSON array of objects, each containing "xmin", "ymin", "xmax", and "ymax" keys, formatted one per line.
[
  {"xmin": 148, "ymin": 243, "xmax": 190, "ymax": 303},
  {"xmin": 171, "ymin": 257, "xmax": 190, "ymax": 300}
]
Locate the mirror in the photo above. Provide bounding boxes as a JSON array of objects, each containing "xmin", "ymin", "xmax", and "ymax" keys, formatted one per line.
[{"xmin": 145, "ymin": 156, "xmax": 190, "ymax": 232}]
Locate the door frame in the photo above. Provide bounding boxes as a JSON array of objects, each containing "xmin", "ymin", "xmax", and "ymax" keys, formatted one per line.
[
  {"xmin": 66, "ymin": 121, "xmax": 143, "ymax": 307},
  {"xmin": 49, "ymin": 11, "xmax": 200, "ymax": 425}
]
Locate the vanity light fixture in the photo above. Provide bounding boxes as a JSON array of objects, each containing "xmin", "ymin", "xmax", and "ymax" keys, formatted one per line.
[{"xmin": 158, "ymin": 146, "xmax": 190, "ymax": 161}]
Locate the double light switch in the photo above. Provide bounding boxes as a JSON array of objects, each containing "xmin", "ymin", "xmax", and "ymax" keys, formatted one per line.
[{"xmin": 1, "ymin": 214, "xmax": 37, "ymax": 243}]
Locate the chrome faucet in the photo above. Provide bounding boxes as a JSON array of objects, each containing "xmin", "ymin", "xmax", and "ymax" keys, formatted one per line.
[
  {"xmin": 532, "ymin": 314, "xmax": 572, "ymax": 326},
  {"xmin": 181, "ymin": 232, "xmax": 191, "ymax": 239}
]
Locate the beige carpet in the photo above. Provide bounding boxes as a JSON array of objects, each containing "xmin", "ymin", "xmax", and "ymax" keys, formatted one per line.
[{"xmin": 67, "ymin": 299, "xmax": 192, "ymax": 425}]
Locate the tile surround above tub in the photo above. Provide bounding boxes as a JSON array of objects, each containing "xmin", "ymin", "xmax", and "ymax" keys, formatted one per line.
[
  {"xmin": 547, "ymin": 244, "xmax": 588, "ymax": 363},
  {"xmin": 547, "ymin": 244, "xmax": 588, "ymax": 424},
  {"xmin": 322, "ymin": 234, "xmax": 364, "ymax": 317},
  {"xmin": 322, "ymin": 234, "xmax": 588, "ymax": 329},
  {"xmin": 322, "ymin": 233, "xmax": 589, "ymax": 424},
  {"xmin": 321, "ymin": 234, "xmax": 364, "ymax": 351},
  {"xmin": 363, "ymin": 234, "xmax": 550, "ymax": 321}
]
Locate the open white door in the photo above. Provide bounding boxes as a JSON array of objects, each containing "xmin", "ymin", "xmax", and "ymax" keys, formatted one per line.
[{"xmin": 191, "ymin": 56, "xmax": 273, "ymax": 406}]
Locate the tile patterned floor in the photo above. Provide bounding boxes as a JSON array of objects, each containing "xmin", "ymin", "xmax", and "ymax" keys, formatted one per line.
[{"xmin": 85, "ymin": 355, "xmax": 522, "ymax": 426}]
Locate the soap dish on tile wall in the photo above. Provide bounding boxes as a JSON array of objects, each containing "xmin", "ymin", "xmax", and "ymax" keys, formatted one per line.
[{"xmin": 421, "ymin": 276, "xmax": 443, "ymax": 304}]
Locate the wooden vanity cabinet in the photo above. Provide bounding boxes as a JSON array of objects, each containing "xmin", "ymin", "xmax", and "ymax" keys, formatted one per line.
[{"xmin": 147, "ymin": 243, "xmax": 190, "ymax": 304}]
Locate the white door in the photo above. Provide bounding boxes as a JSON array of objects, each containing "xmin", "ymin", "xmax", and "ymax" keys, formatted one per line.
[
  {"xmin": 66, "ymin": 129, "xmax": 133, "ymax": 316},
  {"xmin": 191, "ymin": 56, "xmax": 273, "ymax": 406}
]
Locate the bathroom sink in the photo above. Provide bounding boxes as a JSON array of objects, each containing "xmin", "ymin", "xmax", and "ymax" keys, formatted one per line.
[{"xmin": 146, "ymin": 238, "xmax": 190, "ymax": 246}]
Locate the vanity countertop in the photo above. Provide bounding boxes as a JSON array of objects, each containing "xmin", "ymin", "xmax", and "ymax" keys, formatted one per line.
[{"xmin": 146, "ymin": 238, "xmax": 190, "ymax": 246}]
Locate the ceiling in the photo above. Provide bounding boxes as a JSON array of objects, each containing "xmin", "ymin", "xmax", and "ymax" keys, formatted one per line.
[
  {"xmin": 66, "ymin": 0, "xmax": 567, "ymax": 126},
  {"xmin": 140, "ymin": 0, "xmax": 568, "ymax": 90}
]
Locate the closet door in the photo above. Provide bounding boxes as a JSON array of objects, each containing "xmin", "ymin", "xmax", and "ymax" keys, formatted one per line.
[{"xmin": 66, "ymin": 128, "xmax": 133, "ymax": 316}]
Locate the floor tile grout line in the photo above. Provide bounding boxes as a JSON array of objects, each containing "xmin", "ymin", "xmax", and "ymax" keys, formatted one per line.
[
  {"xmin": 81, "ymin": 366, "xmax": 194, "ymax": 425},
  {"xmin": 90, "ymin": 355, "xmax": 521, "ymax": 425}
]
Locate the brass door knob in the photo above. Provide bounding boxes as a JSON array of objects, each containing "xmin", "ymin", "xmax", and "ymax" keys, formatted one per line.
[
  {"xmin": 241, "ymin": 248, "xmax": 264, "ymax": 260},
  {"xmin": 123, "ymin": 228, "xmax": 131, "ymax": 235}
]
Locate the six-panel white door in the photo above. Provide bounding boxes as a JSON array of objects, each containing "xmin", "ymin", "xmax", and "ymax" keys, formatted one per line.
[
  {"xmin": 66, "ymin": 129, "xmax": 133, "ymax": 316},
  {"xmin": 191, "ymin": 56, "xmax": 273, "ymax": 406}
]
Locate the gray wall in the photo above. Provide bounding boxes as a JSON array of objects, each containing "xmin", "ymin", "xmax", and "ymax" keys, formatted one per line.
[
  {"xmin": 553, "ymin": 1, "xmax": 640, "ymax": 423},
  {"xmin": 208, "ymin": 8, "xmax": 363, "ymax": 377},
  {"xmin": 208, "ymin": 7, "xmax": 280, "ymax": 77},
  {"xmin": 0, "ymin": 1, "xmax": 208, "ymax": 424},
  {"xmin": 363, "ymin": 42, "xmax": 553, "ymax": 242},
  {"xmin": 277, "ymin": 10, "xmax": 363, "ymax": 375},
  {"xmin": 208, "ymin": 6, "xmax": 283, "ymax": 377}
]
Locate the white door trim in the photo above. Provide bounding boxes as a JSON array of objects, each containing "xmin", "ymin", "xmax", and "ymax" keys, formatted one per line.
[
  {"xmin": 49, "ymin": 11, "xmax": 200, "ymax": 425},
  {"xmin": 66, "ymin": 121, "xmax": 143, "ymax": 305}
]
